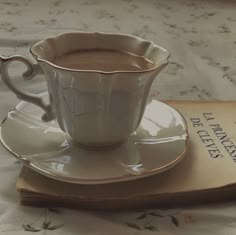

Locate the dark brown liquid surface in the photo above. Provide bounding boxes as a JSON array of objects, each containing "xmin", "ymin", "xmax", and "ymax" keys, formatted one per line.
[{"xmin": 53, "ymin": 50, "xmax": 154, "ymax": 72}]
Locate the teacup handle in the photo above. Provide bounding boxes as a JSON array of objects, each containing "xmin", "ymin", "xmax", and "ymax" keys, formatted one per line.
[{"xmin": 0, "ymin": 55, "xmax": 54, "ymax": 122}]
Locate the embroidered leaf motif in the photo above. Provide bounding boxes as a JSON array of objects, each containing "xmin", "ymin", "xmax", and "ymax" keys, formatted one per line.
[
  {"xmin": 170, "ymin": 215, "xmax": 179, "ymax": 227},
  {"xmin": 150, "ymin": 212, "xmax": 164, "ymax": 217},
  {"xmin": 126, "ymin": 222, "xmax": 141, "ymax": 230},
  {"xmin": 22, "ymin": 224, "xmax": 41, "ymax": 232},
  {"xmin": 47, "ymin": 224, "xmax": 64, "ymax": 230},
  {"xmin": 42, "ymin": 221, "xmax": 51, "ymax": 229},
  {"xmin": 136, "ymin": 213, "xmax": 146, "ymax": 220},
  {"xmin": 42, "ymin": 220, "xmax": 64, "ymax": 230},
  {"xmin": 144, "ymin": 225, "xmax": 157, "ymax": 231}
]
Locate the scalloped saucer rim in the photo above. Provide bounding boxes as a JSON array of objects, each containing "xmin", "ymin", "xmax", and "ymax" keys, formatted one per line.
[{"xmin": 0, "ymin": 94, "xmax": 189, "ymax": 185}]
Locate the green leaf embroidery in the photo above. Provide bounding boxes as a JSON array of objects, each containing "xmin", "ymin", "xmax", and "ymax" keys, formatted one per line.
[
  {"xmin": 169, "ymin": 215, "xmax": 179, "ymax": 227},
  {"xmin": 150, "ymin": 212, "xmax": 164, "ymax": 217},
  {"xmin": 47, "ymin": 224, "xmax": 64, "ymax": 230},
  {"xmin": 22, "ymin": 224, "xmax": 41, "ymax": 232},
  {"xmin": 144, "ymin": 225, "xmax": 157, "ymax": 231},
  {"xmin": 42, "ymin": 221, "xmax": 51, "ymax": 229},
  {"xmin": 126, "ymin": 223, "xmax": 141, "ymax": 230},
  {"xmin": 136, "ymin": 213, "xmax": 146, "ymax": 220},
  {"xmin": 42, "ymin": 221, "xmax": 64, "ymax": 230}
]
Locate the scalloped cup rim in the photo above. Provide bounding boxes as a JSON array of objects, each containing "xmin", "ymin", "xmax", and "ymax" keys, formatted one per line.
[{"xmin": 30, "ymin": 31, "xmax": 170, "ymax": 74}]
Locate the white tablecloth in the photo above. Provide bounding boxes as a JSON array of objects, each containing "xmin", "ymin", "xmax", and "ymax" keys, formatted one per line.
[{"xmin": 0, "ymin": 0, "xmax": 236, "ymax": 234}]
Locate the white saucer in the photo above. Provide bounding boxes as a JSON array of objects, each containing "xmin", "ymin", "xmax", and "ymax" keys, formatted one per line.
[{"xmin": 0, "ymin": 93, "xmax": 188, "ymax": 184}]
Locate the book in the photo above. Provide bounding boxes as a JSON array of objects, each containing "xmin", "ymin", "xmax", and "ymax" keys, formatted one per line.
[{"xmin": 16, "ymin": 101, "xmax": 236, "ymax": 210}]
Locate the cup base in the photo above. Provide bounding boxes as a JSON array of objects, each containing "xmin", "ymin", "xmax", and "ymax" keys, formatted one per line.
[{"xmin": 71, "ymin": 140, "xmax": 125, "ymax": 151}]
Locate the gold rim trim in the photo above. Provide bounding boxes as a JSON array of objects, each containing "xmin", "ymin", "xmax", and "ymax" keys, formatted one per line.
[{"xmin": 30, "ymin": 31, "xmax": 170, "ymax": 75}]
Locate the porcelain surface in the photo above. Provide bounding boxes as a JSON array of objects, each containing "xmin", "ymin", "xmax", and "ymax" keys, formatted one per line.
[
  {"xmin": 0, "ymin": 32, "xmax": 169, "ymax": 147},
  {"xmin": 0, "ymin": 93, "xmax": 188, "ymax": 184},
  {"xmin": 0, "ymin": 0, "xmax": 234, "ymax": 232}
]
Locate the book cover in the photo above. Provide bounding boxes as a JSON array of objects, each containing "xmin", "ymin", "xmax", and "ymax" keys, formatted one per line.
[{"xmin": 17, "ymin": 101, "xmax": 236, "ymax": 209}]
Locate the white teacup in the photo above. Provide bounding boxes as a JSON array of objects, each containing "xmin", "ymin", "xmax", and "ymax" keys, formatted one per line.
[{"xmin": 0, "ymin": 32, "xmax": 169, "ymax": 148}]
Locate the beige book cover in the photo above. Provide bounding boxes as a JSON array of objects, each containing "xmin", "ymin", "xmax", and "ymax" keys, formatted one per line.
[{"xmin": 16, "ymin": 101, "xmax": 236, "ymax": 209}]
